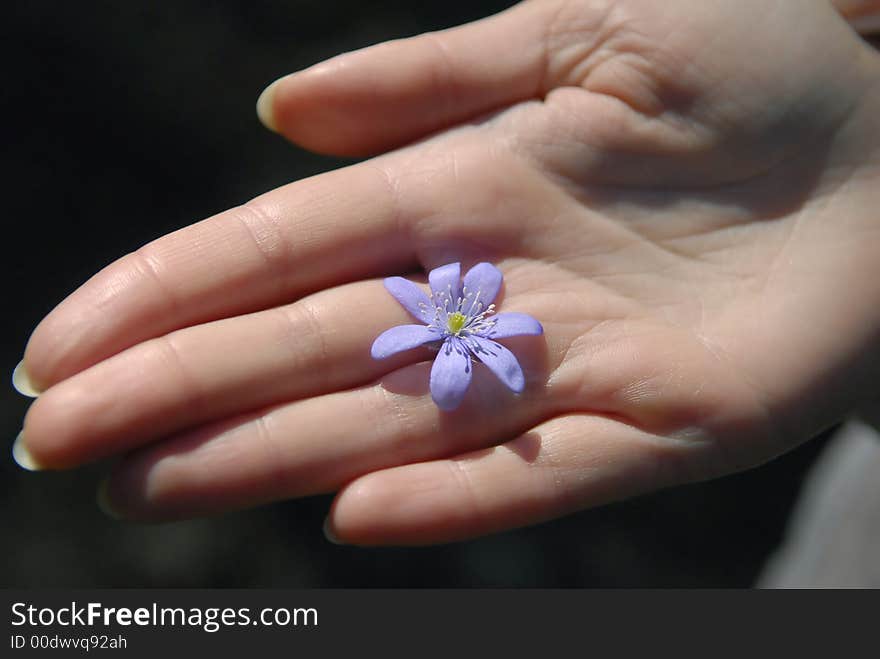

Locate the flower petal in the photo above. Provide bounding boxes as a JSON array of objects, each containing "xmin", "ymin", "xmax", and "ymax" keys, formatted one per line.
[
  {"xmin": 384, "ymin": 276, "xmax": 433, "ymax": 322},
  {"xmin": 371, "ymin": 325, "xmax": 440, "ymax": 359},
  {"xmin": 462, "ymin": 262, "xmax": 503, "ymax": 311},
  {"xmin": 430, "ymin": 338, "xmax": 472, "ymax": 411},
  {"xmin": 484, "ymin": 312, "xmax": 543, "ymax": 339},
  {"xmin": 469, "ymin": 336, "xmax": 525, "ymax": 393},
  {"xmin": 428, "ymin": 262, "xmax": 461, "ymax": 316}
]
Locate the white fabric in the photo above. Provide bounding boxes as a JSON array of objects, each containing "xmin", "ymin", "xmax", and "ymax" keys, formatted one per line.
[{"xmin": 758, "ymin": 419, "xmax": 880, "ymax": 588}]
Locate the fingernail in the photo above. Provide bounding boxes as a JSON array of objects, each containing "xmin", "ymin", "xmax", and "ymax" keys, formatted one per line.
[
  {"xmin": 323, "ymin": 516, "xmax": 344, "ymax": 545},
  {"xmin": 96, "ymin": 478, "xmax": 123, "ymax": 520},
  {"xmin": 12, "ymin": 360, "xmax": 41, "ymax": 397},
  {"xmin": 12, "ymin": 431, "xmax": 42, "ymax": 471},
  {"xmin": 256, "ymin": 77, "xmax": 284, "ymax": 132}
]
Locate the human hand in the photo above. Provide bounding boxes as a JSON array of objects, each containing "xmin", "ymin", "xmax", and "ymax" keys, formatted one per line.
[
  {"xmin": 835, "ymin": 0, "xmax": 880, "ymax": 33},
  {"xmin": 15, "ymin": 0, "xmax": 880, "ymax": 544}
]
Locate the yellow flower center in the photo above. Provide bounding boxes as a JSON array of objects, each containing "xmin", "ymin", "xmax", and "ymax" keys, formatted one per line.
[{"xmin": 447, "ymin": 311, "xmax": 467, "ymax": 335}]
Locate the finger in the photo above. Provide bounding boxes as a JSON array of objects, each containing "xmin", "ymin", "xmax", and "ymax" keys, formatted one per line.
[
  {"xmin": 21, "ymin": 279, "xmax": 430, "ymax": 469},
  {"xmin": 834, "ymin": 0, "xmax": 880, "ymax": 33},
  {"xmin": 22, "ymin": 160, "xmax": 417, "ymax": 390},
  {"xmin": 98, "ymin": 339, "xmax": 550, "ymax": 521},
  {"xmin": 326, "ymin": 414, "xmax": 706, "ymax": 546},
  {"xmin": 259, "ymin": 0, "xmax": 880, "ymax": 159},
  {"xmin": 256, "ymin": 0, "xmax": 556, "ymax": 156}
]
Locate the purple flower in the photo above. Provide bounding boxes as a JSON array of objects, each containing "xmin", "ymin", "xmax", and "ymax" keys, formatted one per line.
[{"xmin": 371, "ymin": 262, "xmax": 543, "ymax": 411}]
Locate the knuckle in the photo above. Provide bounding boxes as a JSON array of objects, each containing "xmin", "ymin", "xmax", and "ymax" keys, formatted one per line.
[
  {"xmin": 231, "ymin": 201, "xmax": 294, "ymax": 290},
  {"xmin": 275, "ymin": 299, "xmax": 330, "ymax": 375},
  {"xmin": 147, "ymin": 333, "xmax": 206, "ymax": 415}
]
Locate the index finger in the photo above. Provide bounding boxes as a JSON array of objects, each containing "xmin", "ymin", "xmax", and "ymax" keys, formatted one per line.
[{"xmin": 22, "ymin": 160, "xmax": 416, "ymax": 390}]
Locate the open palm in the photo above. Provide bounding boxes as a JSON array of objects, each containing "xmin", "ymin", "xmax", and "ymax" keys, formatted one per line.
[{"xmin": 19, "ymin": 0, "xmax": 880, "ymax": 544}]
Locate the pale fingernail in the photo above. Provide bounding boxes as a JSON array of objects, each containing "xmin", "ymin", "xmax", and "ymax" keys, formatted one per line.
[
  {"xmin": 96, "ymin": 478, "xmax": 123, "ymax": 520},
  {"xmin": 12, "ymin": 360, "xmax": 41, "ymax": 397},
  {"xmin": 256, "ymin": 77, "xmax": 284, "ymax": 132},
  {"xmin": 12, "ymin": 431, "xmax": 42, "ymax": 471},
  {"xmin": 323, "ymin": 516, "xmax": 344, "ymax": 545}
]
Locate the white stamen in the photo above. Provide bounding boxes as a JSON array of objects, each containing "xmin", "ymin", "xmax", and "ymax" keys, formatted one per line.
[{"xmin": 426, "ymin": 279, "xmax": 496, "ymax": 338}]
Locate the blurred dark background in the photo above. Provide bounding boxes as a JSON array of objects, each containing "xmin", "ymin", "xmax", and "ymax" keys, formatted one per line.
[{"xmin": 2, "ymin": 0, "xmax": 835, "ymax": 587}]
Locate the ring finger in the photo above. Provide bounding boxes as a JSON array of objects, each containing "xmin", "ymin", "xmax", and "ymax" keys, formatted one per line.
[{"xmin": 99, "ymin": 345, "xmax": 552, "ymax": 521}]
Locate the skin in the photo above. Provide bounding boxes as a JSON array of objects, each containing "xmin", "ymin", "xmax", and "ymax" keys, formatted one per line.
[{"xmin": 16, "ymin": 0, "xmax": 880, "ymax": 545}]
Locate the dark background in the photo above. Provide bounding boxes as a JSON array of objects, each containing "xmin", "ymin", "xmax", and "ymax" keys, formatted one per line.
[{"xmin": 2, "ymin": 0, "xmax": 835, "ymax": 587}]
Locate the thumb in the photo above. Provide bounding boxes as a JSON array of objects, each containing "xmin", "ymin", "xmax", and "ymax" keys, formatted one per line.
[{"xmin": 256, "ymin": 0, "xmax": 561, "ymax": 157}]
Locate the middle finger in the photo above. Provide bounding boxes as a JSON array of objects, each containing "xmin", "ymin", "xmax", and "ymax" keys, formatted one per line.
[{"xmin": 22, "ymin": 278, "xmax": 427, "ymax": 468}]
